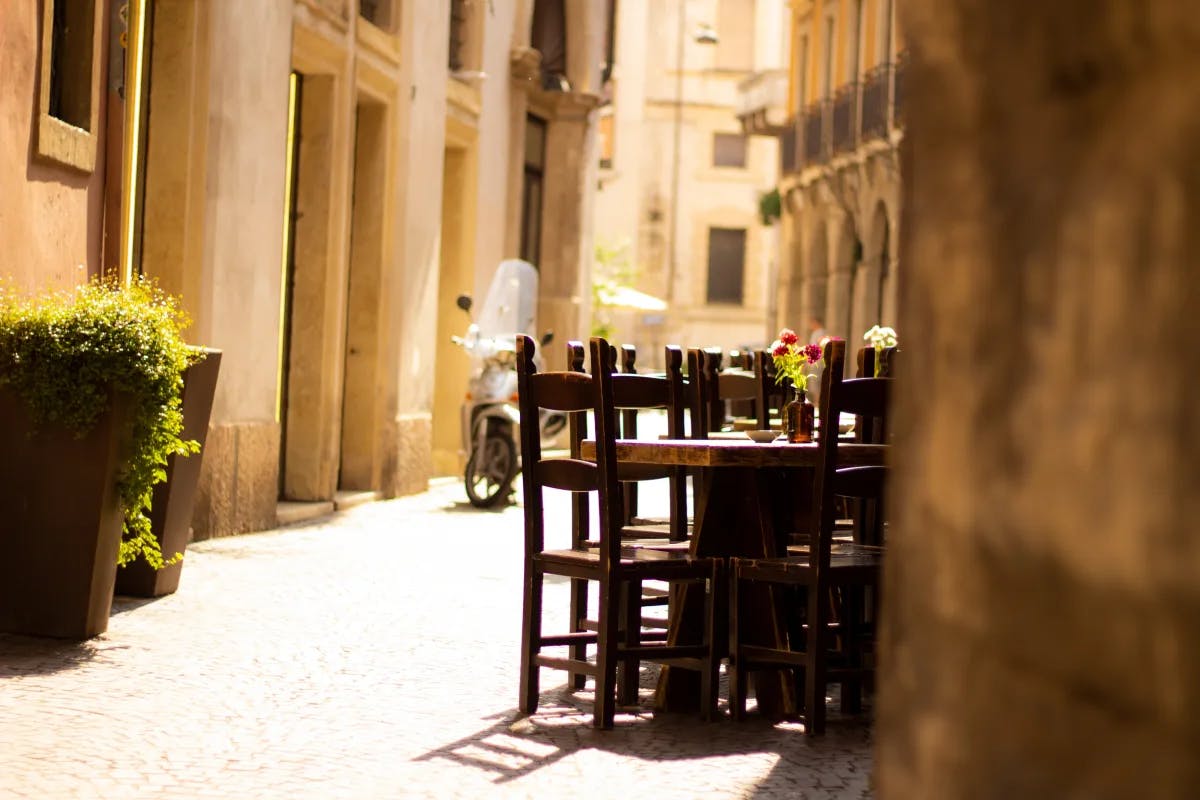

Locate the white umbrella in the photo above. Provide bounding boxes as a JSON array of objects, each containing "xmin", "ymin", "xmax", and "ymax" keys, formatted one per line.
[{"xmin": 596, "ymin": 285, "xmax": 668, "ymax": 311}]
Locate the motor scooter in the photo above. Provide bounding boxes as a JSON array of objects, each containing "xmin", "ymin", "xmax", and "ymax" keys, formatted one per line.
[{"xmin": 452, "ymin": 259, "xmax": 565, "ymax": 508}]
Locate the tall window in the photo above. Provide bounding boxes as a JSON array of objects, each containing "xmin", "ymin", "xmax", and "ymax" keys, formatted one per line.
[
  {"xmin": 712, "ymin": 133, "xmax": 747, "ymax": 168},
  {"xmin": 849, "ymin": 0, "xmax": 864, "ymax": 84},
  {"xmin": 707, "ymin": 228, "xmax": 746, "ymax": 305},
  {"xmin": 360, "ymin": 0, "xmax": 393, "ymax": 30},
  {"xmin": 36, "ymin": 0, "xmax": 101, "ymax": 172},
  {"xmin": 48, "ymin": 0, "xmax": 95, "ymax": 130},
  {"xmin": 448, "ymin": 0, "xmax": 467, "ymax": 70},
  {"xmin": 520, "ymin": 116, "xmax": 547, "ymax": 267},
  {"xmin": 879, "ymin": 0, "xmax": 894, "ymax": 65},
  {"xmin": 821, "ymin": 14, "xmax": 835, "ymax": 99},
  {"xmin": 531, "ymin": 0, "xmax": 568, "ymax": 88},
  {"xmin": 794, "ymin": 32, "xmax": 809, "ymax": 110}
]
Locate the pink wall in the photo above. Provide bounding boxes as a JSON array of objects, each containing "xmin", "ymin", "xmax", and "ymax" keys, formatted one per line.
[{"xmin": 0, "ymin": 3, "xmax": 109, "ymax": 292}]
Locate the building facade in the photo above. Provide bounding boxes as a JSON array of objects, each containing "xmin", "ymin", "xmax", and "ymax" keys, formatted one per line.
[
  {"xmin": 592, "ymin": 0, "xmax": 785, "ymax": 366},
  {"xmin": 1, "ymin": 0, "xmax": 609, "ymax": 537},
  {"xmin": 747, "ymin": 0, "xmax": 904, "ymax": 347}
]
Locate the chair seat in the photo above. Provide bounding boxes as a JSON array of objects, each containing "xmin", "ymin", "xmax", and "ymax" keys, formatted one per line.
[
  {"xmin": 736, "ymin": 545, "xmax": 883, "ymax": 583},
  {"xmin": 587, "ymin": 535, "xmax": 692, "ymax": 553},
  {"xmin": 536, "ymin": 546, "xmax": 712, "ymax": 576}
]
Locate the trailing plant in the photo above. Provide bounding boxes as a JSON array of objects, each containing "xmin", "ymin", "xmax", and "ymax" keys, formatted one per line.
[
  {"xmin": 758, "ymin": 188, "xmax": 782, "ymax": 226},
  {"xmin": 0, "ymin": 277, "xmax": 202, "ymax": 568}
]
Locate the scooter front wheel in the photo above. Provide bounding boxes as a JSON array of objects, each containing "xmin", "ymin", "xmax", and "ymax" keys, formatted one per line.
[{"xmin": 464, "ymin": 431, "xmax": 517, "ymax": 508}]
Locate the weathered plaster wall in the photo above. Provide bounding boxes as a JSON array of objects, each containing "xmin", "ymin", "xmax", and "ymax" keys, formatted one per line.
[
  {"xmin": 0, "ymin": 3, "xmax": 107, "ymax": 289},
  {"xmin": 878, "ymin": 1, "xmax": 1200, "ymax": 796},
  {"xmin": 391, "ymin": 0, "xmax": 451, "ymax": 492},
  {"xmin": 190, "ymin": 0, "xmax": 292, "ymax": 536}
]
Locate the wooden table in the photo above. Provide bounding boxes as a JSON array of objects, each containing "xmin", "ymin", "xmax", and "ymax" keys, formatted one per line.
[{"xmin": 581, "ymin": 437, "xmax": 886, "ymax": 718}]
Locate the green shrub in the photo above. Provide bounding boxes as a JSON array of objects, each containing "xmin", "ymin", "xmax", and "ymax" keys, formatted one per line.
[{"xmin": 0, "ymin": 277, "xmax": 202, "ymax": 567}]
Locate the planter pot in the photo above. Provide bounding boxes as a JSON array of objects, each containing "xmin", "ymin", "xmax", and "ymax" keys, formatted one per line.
[
  {"xmin": 0, "ymin": 388, "xmax": 130, "ymax": 639},
  {"xmin": 115, "ymin": 348, "xmax": 222, "ymax": 598}
]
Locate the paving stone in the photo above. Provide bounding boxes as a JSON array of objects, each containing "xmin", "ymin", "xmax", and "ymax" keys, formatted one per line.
[{"xmin": 0, "ymin": 478, "xmax": 872, "ymax": 799}]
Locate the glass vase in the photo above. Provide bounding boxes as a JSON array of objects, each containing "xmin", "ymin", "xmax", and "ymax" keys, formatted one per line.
[{"xmin": 784, "ymin": 386, "xmax": 815, "ymax": 443}]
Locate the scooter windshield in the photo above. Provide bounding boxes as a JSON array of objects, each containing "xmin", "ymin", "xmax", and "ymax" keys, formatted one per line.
[{"xmin": 473, "ymin": 259, "xmax": 538, "ymax": 357}]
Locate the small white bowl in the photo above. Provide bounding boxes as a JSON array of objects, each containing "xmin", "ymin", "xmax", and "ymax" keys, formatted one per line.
[{"xmin": 745, "ymin": 430, "xmax": 779, "ymax": 444}]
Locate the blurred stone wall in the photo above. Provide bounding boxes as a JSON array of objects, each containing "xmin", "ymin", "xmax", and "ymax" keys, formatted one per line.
[{"xmin": 878, "ymin": 1, "xmax": 1200, "ymax": 796}]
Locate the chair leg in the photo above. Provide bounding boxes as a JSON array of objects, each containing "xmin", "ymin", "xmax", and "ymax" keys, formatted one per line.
[
  {"xmin": 594, "ymin": 577, "xmax": 620, "ymax": 729},
  {"xmin": 519, "ymin": 565, "xmax": 544, "ymax": 715},
  {"xmin": 841, "ymin": 585, "xmax": 863, "ymax": 715},
  {"xmin": 700, "ymin": 562, "xmax": 721, "ymax": 721},
  {"xmin": 728, "ymin": 561, "xmax": 747, "ymax": 721},
  {"xmin": 618, "ymin": 578, "xmax": 641, "ymax": 706},
  {"xmin": 569, "ymin": 577, "xmax": 589, "ymax": 690},
  {"xmin": 804, "ymin": 582, "xmax": 828, "ymax": 736}
]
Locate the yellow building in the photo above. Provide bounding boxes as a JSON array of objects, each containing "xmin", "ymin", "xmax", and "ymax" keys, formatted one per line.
[
  {"xmin": 1, "ymin": 0, "xmax": 611, "ymax": 538},
  {"xmin": 743, "ymin": 0, "xmax": 904, "ymax": 343}
]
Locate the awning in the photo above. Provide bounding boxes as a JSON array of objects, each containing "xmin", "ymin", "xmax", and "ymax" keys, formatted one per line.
[{"xmin": 596, "ymin": 285, "xmax": 668, "ymax": 311}]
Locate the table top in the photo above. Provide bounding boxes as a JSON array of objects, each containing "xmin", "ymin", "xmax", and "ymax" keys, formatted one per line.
[{"xmin": 579, "ymin": 438, "xmax": 887, "ymax": 468}]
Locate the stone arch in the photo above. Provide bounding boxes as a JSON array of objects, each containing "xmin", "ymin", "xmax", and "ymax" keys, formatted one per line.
[
  {"xmin": 868, "ymin": 198, "xmax": 891, "ymax": 326},
  {"xmin": 832, "ymin": 211, "xmax": 861, "ymax": 344},
  {"xmin": 806, "ymin": 219, "xmax": 829, "ymax": 327}
]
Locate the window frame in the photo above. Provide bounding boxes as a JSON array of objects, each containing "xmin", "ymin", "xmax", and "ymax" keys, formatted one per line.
[
  {"xmin": 35, "ymin": 0, "xmax": 104, "ymax": 173},
  {"xmin": 706, "ymin": 226, "xmax": 747, "ymax": 306},
  {"xmin": 712, "ymin": 132, "xmax": 748, "ymax": 169}
]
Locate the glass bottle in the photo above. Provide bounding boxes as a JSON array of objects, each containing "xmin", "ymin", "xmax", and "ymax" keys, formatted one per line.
[{"xmin": 784, "ymin": 385, "xmax": 815, "ymax": 443}]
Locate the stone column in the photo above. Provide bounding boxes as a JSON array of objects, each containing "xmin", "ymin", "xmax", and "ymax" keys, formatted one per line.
[
  {"xmin": 537, "ymin": 92, "xmax": 600, "ymax": 369},
  {"xmin": 878, "ymin": 1, "xmax": 1200, "ymax": 796}
]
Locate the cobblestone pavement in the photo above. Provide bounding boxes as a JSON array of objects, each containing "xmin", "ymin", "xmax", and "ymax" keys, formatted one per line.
[{"xmin": 0, "ymin": 479, "xmax": 872, "ymax": 800}]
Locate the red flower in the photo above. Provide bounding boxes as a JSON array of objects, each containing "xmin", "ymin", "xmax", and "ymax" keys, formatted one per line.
[
  {"xmin": 803, "ymin": 344, "xmax": 823, "ymax": 364},
  {"xmin": 779, "ymin": 328, "xmax": 799, "ymax": 346},
  {"xmin": 772, "ymin": 342, "xmax": 790, "ymax": 358}
]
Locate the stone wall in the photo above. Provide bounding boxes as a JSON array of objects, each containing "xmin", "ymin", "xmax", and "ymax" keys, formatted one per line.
[{"xmin": 877, "ymin": 1, "xmax": 1200, "ymax": 796}]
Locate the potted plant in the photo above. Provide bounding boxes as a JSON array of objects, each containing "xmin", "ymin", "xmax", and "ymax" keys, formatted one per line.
[
  {"xmin": 114, "ymin": 346, "xmax": 221, "ymax": 598},
  {"xmin": 0, "ymin": 278, "xmax": 202, "ymax": 638}
]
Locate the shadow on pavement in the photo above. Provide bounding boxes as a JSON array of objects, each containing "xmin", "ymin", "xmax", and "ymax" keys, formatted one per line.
[
  {"xmin": 414, "ymin": 668, "xmax": 872, "ymax": 793},
  {"xmin": 0, "ymin": 633, "xmax": 123, "ymax": 678}
]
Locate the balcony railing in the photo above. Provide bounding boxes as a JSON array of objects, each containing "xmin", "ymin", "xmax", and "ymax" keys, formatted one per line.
[
  {"xmin": 860, "ymin": 64, "xmax": 891, "ymax": 142},
  {"xmin": 779, "ymin": 51, "xmax": 908, "ymax": 176},
  {"xmin": 780, "ymin": 123, "xmax": 798, "ymax": 174},
  {"xmin": 831, "ymin": 84, "xmax": 859, "ymax": 154},
  {"xmin": 801, "ymin": 102, "xmax": 828, "ymax": 166}
]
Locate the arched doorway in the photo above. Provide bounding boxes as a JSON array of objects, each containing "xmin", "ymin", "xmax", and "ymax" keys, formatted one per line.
[{"xmin": 872, "ymin": 201, "xmax": 891, "ymax": 325}]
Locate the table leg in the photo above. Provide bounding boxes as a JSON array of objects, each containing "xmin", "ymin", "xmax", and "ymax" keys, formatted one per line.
[{"xmin": 655, "ymin": 467, "xmax": 796, "ymax": 719}]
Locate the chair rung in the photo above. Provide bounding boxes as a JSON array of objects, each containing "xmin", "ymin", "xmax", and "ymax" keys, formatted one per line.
[
  {"xmin": 622, "ymin": 644, "xmax": 708, "ymax": 660},
  {"xmin": 739, "ymin": 644, "xmax": 807, "ymax": 668},
  {"xmin": 540, "ymin": 631, "xmax": 598, "ymax": 647},
  {"xmin": 536, "ymin": 655, "xmax": 598, "ymax": 675}
]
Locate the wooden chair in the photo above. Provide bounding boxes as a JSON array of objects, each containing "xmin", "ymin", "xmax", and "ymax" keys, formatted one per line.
[
  {"xmin": 565, "ymin": 340, "xmax": 692, "ymax": 699},
  {"xmin": 696, "ymin": 349, "xmax": 769, "ymax": 434},
  {"xmin": 517, "ymin": 336, "xmax": 721, "ymax": 728},
  {"xmin": 727, "ymin": 338, "xmax": 891, "ymax": 734}
]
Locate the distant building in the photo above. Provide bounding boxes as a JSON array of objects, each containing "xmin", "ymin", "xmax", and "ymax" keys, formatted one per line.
[
  {"xmin": 753, "ymin": 0, "xmax": 904, "ymax": 346},
  {"xmin": 0, "ymin": 0, "xmax": 610, "ymax": 536},
  {"xmin": 593, "ymin": 0, "xmax": 785, "ymax": 365}
]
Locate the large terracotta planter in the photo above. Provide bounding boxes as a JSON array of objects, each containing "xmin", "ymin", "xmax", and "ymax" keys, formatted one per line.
[
  {"xmin": 0, "ymin": 388, "xmax": 130, "ymax": 639},
  {"xmin": 115, "ymin": 348, "xmax": 222, "ymax": 598}
]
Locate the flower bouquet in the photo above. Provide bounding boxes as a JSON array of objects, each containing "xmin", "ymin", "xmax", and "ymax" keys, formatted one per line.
[{"xmin": 769, "ymin": 328, "xmax": 823, "ymax": 442}]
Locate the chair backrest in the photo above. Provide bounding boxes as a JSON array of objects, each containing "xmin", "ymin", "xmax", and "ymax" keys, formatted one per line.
[
  {"xmin": 812, "ymin": 338, "xmax": 892, "ymax": 565},
  {"xmin": 856, "ymin": 345, "xmax": 899, "ymax": 379},
  {"xmin": 565, "ymin": 339, "xmax": 688, "ymax": 541},
  {"xmin": 517, "ymin": 335, "xmax": 625, "ymax": 566},
  {"xmin": 699, "ymin": 348, "xmax": 768, "ymax": 432}
]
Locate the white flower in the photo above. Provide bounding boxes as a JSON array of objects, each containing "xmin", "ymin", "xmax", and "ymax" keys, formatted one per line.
[{"xmin": 864, "ymin": 325, "xmax": 897, "ymax": 349}]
